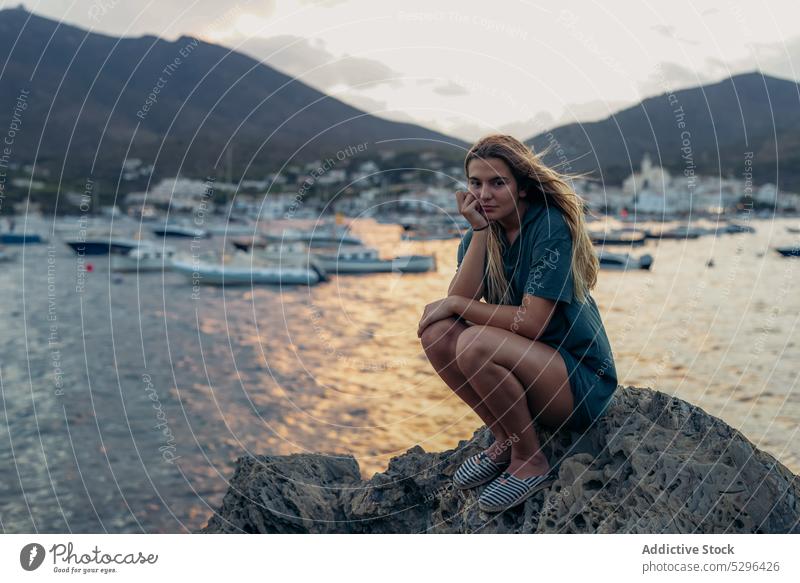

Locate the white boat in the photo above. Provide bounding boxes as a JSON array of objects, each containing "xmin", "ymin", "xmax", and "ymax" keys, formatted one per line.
[
  {"xmin": 263, "ymin": 225, "xmax": 362, "ymax": 246},
  {"xmin": 249, "ymin": 242, "xmax": 329, "ymax": 281},
  {"xmin": 206, "ymin": 222, "xmax": 257, "ymax": 236},
  {"xmin": 597, "ymin": 250, "xmax": 653, "ymax": 270},
  {"xmin": 111, "ymin": 245, "xmax": 175, "ymax": 272},
  {"xmin": 171, "ymin": 254, "xmax": 325, "ymax": 286},
  {"xmin": 312, "ymin": 245, "xmax": 436, "ymax": 274}
]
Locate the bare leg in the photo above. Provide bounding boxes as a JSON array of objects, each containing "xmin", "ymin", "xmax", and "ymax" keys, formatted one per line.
[
  {"xmin": 455, "ymin": 324, "xmax": 575, "ymax": 478},
  {"xmin": 420, "ymin": 317, "xmax": 511, "ymax": 462}
]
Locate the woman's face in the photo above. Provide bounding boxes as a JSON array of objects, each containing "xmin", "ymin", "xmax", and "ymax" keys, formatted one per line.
[{"xmin": 466, "ymin": 157, "xmax": 525, "ymax": 222}]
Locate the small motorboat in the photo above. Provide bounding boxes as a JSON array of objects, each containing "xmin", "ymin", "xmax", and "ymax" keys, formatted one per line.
[
  {"xmin": 396, "ymin": 215, "xmax": 429, "ymax": 231},
  {"xmin": 312, "ymin": 245, "xmax": 436, "ymax": 274},
  {"xmin": 651, "ymin": 225, "xmax": 705, "ymax": 239},
  {"xmin": 64, "ymin": 237, "xmax": 148, "ymax": 256},
  {"xmin": 402, "ymin": 231, "xmax": 461, "ymax": 241},
  {"xmin": 249, "ymin": 242, "xmax": 329, "ymax": 282},
  {"xmin": 111, "ymin": 245, "xmax": 176, "ymax": 272},
  {"xmin": 774, "ymin": 245, "xmax": 800, "ymax": 257},
  {"xmin": 722, "ymin": 222, "xmax": 756, "ymax": 234},
  {"xmin": 262, "ymin": 226, "xmax": 362, "ymax": 246},
  {"xmin": 590, "ymin": 229, "xmax": 648, "ymax": 246},
  {"xmin": 597, "ymin": 250, "xmax": 653, "ymax": 270},
  {"xmin": 171, "ymin": 255, "xmax": 326, "ymax": 286},
  {"xmin": 152, "ymin": 224, "xmax": 211, "ymax": 238},
  {"xmin": 206, "ymin": 223, "xmax": 257, "ymax": 236},
  {"xmin": 230, "ymin": 236, "xmax": 264, "ymax": 252},
  {"xmin": 0, "ymin": 232, "xmax": 44, "ymax": 244}
]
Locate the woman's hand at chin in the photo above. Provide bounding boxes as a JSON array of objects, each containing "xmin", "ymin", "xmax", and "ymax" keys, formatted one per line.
[{"xmin": 456, "ymin": 190, "xmax": 490, "ymax": 230}]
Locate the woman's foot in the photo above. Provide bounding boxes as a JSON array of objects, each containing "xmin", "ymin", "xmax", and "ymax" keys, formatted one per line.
[
  {"xmin": 483, "ymin": 439, "xmax": 513, "ymax": 464},
  {"xmin": 507, "ymin": 451, "xmax": 551, "ymax": 479},
  {"xmin": 452, "ymin": 449, "xmax": 509, "ymax": 490}
]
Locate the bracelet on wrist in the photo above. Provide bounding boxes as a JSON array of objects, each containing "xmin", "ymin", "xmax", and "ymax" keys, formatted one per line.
[{"xmin": 473, "ymin": 223, "xmax": 490, "ymax": 231}]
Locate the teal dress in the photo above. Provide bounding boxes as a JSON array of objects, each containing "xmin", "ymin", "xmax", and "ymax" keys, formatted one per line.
[{"xmin": 456, "ymin": 199, "xmax": 618, "ymax": 431}]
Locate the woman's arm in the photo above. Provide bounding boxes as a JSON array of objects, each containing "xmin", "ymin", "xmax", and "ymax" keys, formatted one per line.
[
  {"xmin": 448, "ymin": 229, "xmax": 487, "ymax": 299},
  {"xmin": 450, "ymin": 293, "xmax": 558, "ymax": 341}
]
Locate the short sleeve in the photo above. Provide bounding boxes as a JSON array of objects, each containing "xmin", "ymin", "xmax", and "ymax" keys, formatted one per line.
[{"xmin": 523, "ymin": 232, "xmax": 574, "ymax": 304}]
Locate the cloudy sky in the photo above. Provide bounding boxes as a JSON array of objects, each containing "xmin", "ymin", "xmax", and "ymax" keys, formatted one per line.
[{"xmin": 16, "ymin": 0, "xmax": 800, "ymax": 141}]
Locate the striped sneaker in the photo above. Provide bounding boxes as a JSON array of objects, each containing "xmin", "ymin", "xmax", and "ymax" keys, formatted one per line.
[
  {"xmin": 478, "ymin": 470, "xmax": 555, "ymax": 512},
  {"xmin": 452, "ymin": 451, "xmax": 509, "ymax": 490}
]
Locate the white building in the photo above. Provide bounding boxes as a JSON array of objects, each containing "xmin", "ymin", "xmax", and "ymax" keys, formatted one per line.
[
  {"xmin": 755, "ymin": 183, "xmax": 778, "ymax": 206},
  {"xmin": 624, "ymin": 153, "xmax": 679, "ymax": 214}
]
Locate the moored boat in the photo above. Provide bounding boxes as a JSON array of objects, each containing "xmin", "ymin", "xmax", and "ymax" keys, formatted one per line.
[
  {"xmin": 590, "ymin": 229, "xmax": 648, "ymax": 246},
  {"xmin": 171, "ymin": 257, "xmax": 325, "ymax": 286},
  {"xmin": 312, "ymin": 245, "xmax": 436, "ymax": 274},
  {"xmin": 64, "ymin": 237, "xmax": 149, "ymax": 256},
  {"xmin": 775, "ymin": 245, "xmax": 800, "ymax": 257},
  {"xmin": 0, "ymin": 232, "xmax": 44, "ymax": 244},
  {"xmin": 152, "ymin": 225, "xmax": 211, "ymax": 238},
  {"xmin": 262, "ymin": 226, "xmax": 362, "ymax": 246},
  {"xmin": 597, "ymin": 250, "xmax": 653, "ymax": 270},
  {"xmin": 110, "ymin": 245, "xmax": 176, "ymax": 272},
  {"xmin": 722, "ymin": 222, "xmax": 756, "ymax": 234},
  {"xmin": 651, "ymin": 225, "xmax": 705, "ymax": 239}
]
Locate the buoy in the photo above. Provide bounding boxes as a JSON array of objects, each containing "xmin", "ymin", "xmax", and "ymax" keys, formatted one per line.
[{"xmin": 86, "ymin": 263, "xmax": 94, "ymax": 272}]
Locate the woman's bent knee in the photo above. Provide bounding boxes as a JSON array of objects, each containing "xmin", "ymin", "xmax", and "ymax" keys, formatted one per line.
[
  {"xmin": 454, "ymin": 326, "xmax": 497, "ymax": 375},
  {"xmin": 420, "ymin": 317, "xmax": 463, "ymax": 354}
]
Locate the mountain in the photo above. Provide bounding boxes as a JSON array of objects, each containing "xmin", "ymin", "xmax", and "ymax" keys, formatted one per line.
[
  {"xmin": 527, "ymin": 72, "xmax": 800, "ymax": 192},
  {"xmin": 0, "ymin": 6, "xmax": 466, "ymax": 185}
]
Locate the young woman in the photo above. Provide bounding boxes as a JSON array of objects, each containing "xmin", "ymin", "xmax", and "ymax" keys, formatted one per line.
[{"xmin": 417, "ymin": 134, "xmax": 618, "ymax": 513}]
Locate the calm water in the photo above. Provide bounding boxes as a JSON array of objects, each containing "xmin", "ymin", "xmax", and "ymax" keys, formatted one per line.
[{"xmin": 1, "ymin": 215, "xmax": 798, "ymax": 533}]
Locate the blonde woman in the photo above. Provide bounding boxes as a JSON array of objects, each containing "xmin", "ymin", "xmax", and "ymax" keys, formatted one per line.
[{"xmin": 417, "ymin": 134, "xmax": 618, "ymax": 513}]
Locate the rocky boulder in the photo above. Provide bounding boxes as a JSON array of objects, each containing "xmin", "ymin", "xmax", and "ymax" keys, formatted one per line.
[{"xmin": 199, "ymin": 386, "xmax": 800, "ymax": 533}]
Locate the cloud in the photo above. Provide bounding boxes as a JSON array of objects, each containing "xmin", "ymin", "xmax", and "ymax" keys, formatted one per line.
[
  {"xmin": 651, "ymin": 24, "xmax": 677, "ymax": 38},
  {"xmin": 235, "ymin": 34, "xmax": 403, "ymax": 91},
  {"xmin": 432, "ymin": 81, "xmax": 469, "ymax": 96},
  {"xmin": 736, "ymin": 35, "xmax": 800, "ymax": 80},
  {"xmin": 555, "ymin": 100, "xmax": 631, "ymax": 125},
  {"xmin": 637, "ymin": 61, "xmax": 715, "ymax": 96},
  {"xmin": 650, "ymin": 23, "xmax": 700, "ymax": 46},
  {"xmin": 438, "ymin": 111, "xmax": 557, "ymax": 143},
  {"xmin": 298, "ymin": 0, "xmax": 348, "ymax": 6}
]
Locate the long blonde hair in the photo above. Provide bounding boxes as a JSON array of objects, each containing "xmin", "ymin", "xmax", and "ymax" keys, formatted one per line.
[{"xmin": 464, "ymin": 134, "xmax": 598, "ymax": 305}]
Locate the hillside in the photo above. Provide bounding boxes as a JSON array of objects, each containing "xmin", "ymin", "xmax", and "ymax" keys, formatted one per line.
[
  {"xmin": 0, "ymin": 6, "xmax": 466, "ymax": 183},
  {"xmin": 528, "ymin": 72, "xmax": 800, "ymax": 191}
]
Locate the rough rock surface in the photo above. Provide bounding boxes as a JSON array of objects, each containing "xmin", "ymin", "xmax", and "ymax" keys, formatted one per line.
[{"xmin": 200, "ymin": 386, "xmax": 800, "ymax": 533}]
